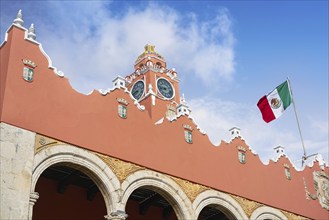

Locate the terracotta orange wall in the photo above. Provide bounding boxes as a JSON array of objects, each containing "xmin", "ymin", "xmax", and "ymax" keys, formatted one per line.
[
  {"xmin": 1, "ymin": 25, "xmax": 328, "ymax": 219},
  {"xmin": 0, "ymin": 26, "xmax": 15, "ymax": 119},
  {"xmin": 34, "ymin": 177, "xmax": 106, "ymax": 220}
]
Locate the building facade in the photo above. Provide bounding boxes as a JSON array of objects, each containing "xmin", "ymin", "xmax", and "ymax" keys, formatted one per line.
[{"xmin": 1, "ymin": 11, "xmax": 329, "ymax": 220}]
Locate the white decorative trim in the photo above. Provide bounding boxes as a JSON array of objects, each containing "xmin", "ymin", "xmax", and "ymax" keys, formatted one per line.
[
  {"xmin": 183, "ymin": 124, "xmax": 193, "ymax": 131},
  {"xmin": 120, "ymin": 170, "xmax": 194, "ymax": 220},
  {"xmin": 238, "ymin": 146, "xmax": 247, "ymax": 152},
  {"xmin": 134, "ymin": 100, "xmax": 145, "ymax": 111},
  {"xmin": 22, "ymin": 59, "xmax": 37, "ymax": 68},
  {"xmin": 117, "ymin": 98, "xmax": 128, "ymax": 105},
  {"xmin": 193, "ymin": 190, "xmax": 248, "ymax": 220},
  {"xmin": 155, "ymin": 117, "xmax": 164, "ymax": 125},
  {"xmin": 32, "ymin": 144, "xmax": 121, "ymax": 216},
  {"xmin": 250, "ymin": 206, "xmax": 287, "ymax": 220},
  {"xmin": 98, "ymin": 89, "xmax": 108, "ymax": 95}
]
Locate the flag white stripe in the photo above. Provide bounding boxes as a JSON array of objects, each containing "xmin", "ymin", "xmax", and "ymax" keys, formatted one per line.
[{"xmin": 266, "ymin": 88, "xmax": 285, "ymax": 119}]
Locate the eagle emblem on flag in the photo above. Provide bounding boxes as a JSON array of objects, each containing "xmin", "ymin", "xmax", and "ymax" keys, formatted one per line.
[{"xmin": 270, "ymin": 98, "xmax": 281, "ymax": 109}]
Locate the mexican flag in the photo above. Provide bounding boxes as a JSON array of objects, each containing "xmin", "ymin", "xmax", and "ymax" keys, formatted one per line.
[{"xmin": 257, "ymin": 80, "xmax": 292, "ymax": 123}]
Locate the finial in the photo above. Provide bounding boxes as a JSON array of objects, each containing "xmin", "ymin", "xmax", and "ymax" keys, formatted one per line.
[
  {"xmin": 13, "ymin": 9, "xmax": 24, "ymax": 26},
  {"xmin": 27, "ymin": 23, "xmax": 36, "ymax": 40},
  {"xmin": 181, "ymin": 93, "xmax": 186, "ymax": 104},
  {"xmin": 144, "ymin": 44, "xmax": 155, "ymax": 54}
]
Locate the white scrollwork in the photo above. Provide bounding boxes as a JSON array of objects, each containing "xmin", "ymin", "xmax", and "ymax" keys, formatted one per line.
[{"xmin": 134, "ymin": 100, "xmax": 145, "ymax": 111}]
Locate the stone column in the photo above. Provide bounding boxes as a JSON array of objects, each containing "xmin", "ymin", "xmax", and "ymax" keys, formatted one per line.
[
  {"xmin": 0, "ymin": 123, "xmax": 36, "ymax": 220},
  {"xmin": 28, "ymin": 192, "xmax": 39, "ymax": 220},
  {"xmin": 104, "ymin": 210, "xmax": 128, "ymax": 220}
]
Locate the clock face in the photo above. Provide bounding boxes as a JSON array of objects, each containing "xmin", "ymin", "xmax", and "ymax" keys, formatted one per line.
[
  {"xmin": 157, "ymin": 78, "xmax": 174, "ymax": 99},
  {"xmin": 131, "ymin": 80, "xmax": 145, "ymax": 100}
]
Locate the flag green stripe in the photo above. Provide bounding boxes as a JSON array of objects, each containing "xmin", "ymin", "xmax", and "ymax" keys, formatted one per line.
[{"xmin": 276, "ymin": 81, "xmax": 292, "ymax": 110}]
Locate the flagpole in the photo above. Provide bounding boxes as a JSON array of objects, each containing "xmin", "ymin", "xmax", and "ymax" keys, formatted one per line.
[{"xmin": 287, "ymin": 77, "xmax": 307, "ymax": 164}]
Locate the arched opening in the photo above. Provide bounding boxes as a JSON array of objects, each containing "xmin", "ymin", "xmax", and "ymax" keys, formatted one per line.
[
  {"xmin": 33, "ymin": 164, "xmax": 106, "ymax": 220},
  {"xmin": 126, "ymin": 187, "xmax": 178, "ymax": 220},
  {"xmin": 198, "ymin": 204, "xmax": 236, "ymax": 220},
  {"xmin": 193, "ymin": 190, "xmax": 247, "ymax": 220}
]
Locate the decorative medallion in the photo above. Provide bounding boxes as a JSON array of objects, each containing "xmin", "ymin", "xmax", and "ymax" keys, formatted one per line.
[
  {"xmin": 183, "ymin": 124, "xmax": 193, "ymax": 131},
  {"xmin": 231, "ymin": 195, "xmax": 262, "ymax": 218},
  {"xmin": 183, "ymin": 124, "xmax": 193, "ymax": 144},
  {"xmin": 117, "ymin": 98, "xmax": 128, "ymax": 105},
  {"xmin": 313, "ymin": 171, "xmax": 329, "ymax": 210},
  {"xmin": 22, "ymin": 59, "xmax": 37, "ymax": 68},
  {"xmin": 171, "ymin": 177, "xmax": 208, "ymax": 202},
  {"xmin": 166, "ymin": 104, "xmax": 176, "ymax": 120},
  {"xmin": 23, "ymin": 66, "xmax": 34, "ymax": 82},
  {"xmin": 34, "ymin": 134, "xmax": 63, "ymax": 153},
  {"xmin": 22, "ymin": 59, "xmax": 37, "ymax": 82},
  {"xmin": 284, "ymin": 164, "xmax": 291, "ymax": 180},
  {"xmin": 96, "ymin": 154, "xmax": 144, "ymax": 183},
  {"xmin": 117, "ymin": 98, "xmax": 128, "ymax": 119},
  {"xmin": 238, "ymin": 151, "xmax": 246, "ymax": 164},
  {"xmin": 184, "ymin": 130, "xmax": 193, "ymax": 144},
  {"xmin": 118, "ymin": 105, "xmax": 127, "ymax": 119},
  {"xmin": 270, "ymin": 98, "xmax": 281, "ymax": 109},
  {"xmin": 238, "ymin": 146, "xmax": 246, "ymax": 152}
]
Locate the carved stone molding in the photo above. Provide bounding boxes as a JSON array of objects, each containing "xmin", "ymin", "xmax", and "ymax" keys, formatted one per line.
[
  {"xmin": 104, "ymin": 210, "xmax": 128, "ymax": 220},
  {"xmin": 171, "ymin": 177, "xmax": 209, "ymax": 202},
  {"xmin": 29, "ymin": 192, "xmax": 39, "ymax": 205},
  {"xmin": 34, "ymin": 134, "xmax": 63, "ymax": 153},
  {"xmin": 231, "ymin": 194, "xmax": 262, "ymax": 218},
  {"xmin": 282, "ymin": 210, "xmax": 309, "ymax": 220},
  {"xmin": 96, "ymin": 154, "xmax": 144, "ymax": 183}
]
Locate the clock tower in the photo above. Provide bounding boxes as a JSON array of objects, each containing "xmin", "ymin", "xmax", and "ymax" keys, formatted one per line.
[{"xmin": 126, "ymin": 45, "xmax": 184, "ymax": 122}]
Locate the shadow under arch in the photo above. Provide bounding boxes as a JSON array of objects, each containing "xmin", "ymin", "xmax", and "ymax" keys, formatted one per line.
[
  {"xmin": 31, "ymin": 144, "xmax": 121, "ymax": 218},
  {"xmin": 193, "ymin": 190, "xmax": 248, "ymax": 220},
  {"xmin": 120, "ymin": 170, "xmax": 195, "ymax": 220},
  {"xmin": 250, "ymin": 206, "xmax": 287, "ymax": 220}
]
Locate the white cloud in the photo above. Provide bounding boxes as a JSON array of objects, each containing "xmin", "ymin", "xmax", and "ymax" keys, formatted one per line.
[
  {"xmin": 31, "ymin": 2, "xmax": 235, "ymax": 93},
  {"xmin": 310, "ymin": 118, "xmax": 328, "ymax": 135}
]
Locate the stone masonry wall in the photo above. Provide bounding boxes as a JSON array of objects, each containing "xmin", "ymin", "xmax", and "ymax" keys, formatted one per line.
[{"xmin": 0, "ymin": 122, "xmax": 36, "ymax": 219}]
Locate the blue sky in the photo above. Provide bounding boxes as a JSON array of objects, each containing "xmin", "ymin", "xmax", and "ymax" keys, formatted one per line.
[{"xmin": 1, "ymin": 1, "xmax": 328, "ymax": 168}]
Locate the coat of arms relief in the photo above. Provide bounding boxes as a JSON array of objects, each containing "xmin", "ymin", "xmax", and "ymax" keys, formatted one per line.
[{"xmin": 313, "ymin": 171, "xmax": 329, "ymax": 210}]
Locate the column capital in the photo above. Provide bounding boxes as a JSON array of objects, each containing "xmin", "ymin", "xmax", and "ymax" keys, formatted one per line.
[
  {"xmin": 29, "ymin": 192, "xmax": 39, "ymax": 205},
  {"xmin": 104, "ymin": 210, "xmax": 128, "ymax": 220}
]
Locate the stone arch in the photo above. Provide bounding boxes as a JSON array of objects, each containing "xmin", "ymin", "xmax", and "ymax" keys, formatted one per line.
[
  {"xmin": 193, "ymin": 189, "xmax": 248, "ymax": 219},
  {"xmin": 120, "ymin": 170, "xmax": 195, "ymax": 219},
  {"xmin": 250, "ymin": 206, "xmax": 287, "ymax": 220},
  {"xmin": 31, "ymin": 144, "xmax": 121, "ymax": 217}
]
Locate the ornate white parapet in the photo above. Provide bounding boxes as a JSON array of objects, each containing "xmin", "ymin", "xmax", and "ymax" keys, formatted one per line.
[{"xmin": 104, "ymin": 211, "xmax": 128, "ymax": 220}]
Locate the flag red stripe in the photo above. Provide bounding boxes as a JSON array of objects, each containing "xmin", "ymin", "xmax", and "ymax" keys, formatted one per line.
[{"xmin": 257, "ymin": 95, "xmax": 275, "ymax": 123}]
